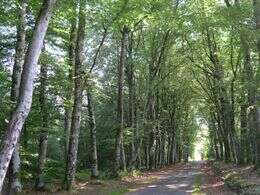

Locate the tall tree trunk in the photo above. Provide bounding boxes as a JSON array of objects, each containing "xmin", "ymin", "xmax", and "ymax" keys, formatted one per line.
[
  {"xmin": 87, "ymin": 92, "xmax": 99, "ymax": 178},
  {"xmin": 85, "ymin": 27, "xmax": 107, "ymax": 179},
  {"xmin": 126, "ymin": 32, "xmax": 137, "ymax": 170},
  {"xmin": 64, "ymin": 10, "xmax": 77, "ymax": 158},
  {"xmin": 161, "ymin": 131, "xmax": 166, "ymax": 167},
  {"xmin": 147, "ymin": 92, "xmax": 156, "ymax": 170},
  {"xmin": 0, "ymin": 0, "xmax": 55, "ymax": 191},
  {"xmin": 210, "ymin": 116, "xmax": 220, "ymax": 160},
  {"xmin": 145, "ymin": 143, "xmax": 149, "ymax": 169},
  {"xmin": 64, "ymin": 0, "xmax": 86, "ymax": 190},
  {"xmin": 5, "ymin": 0, "xmax": 27, "ymax": 194},
  {"xmin": 240, "ymin": 34, "xmax": 252, "ymax": 163},
  {"xmin": 121, "ymin": 140, "xmax": 127, "ymax": 171},
  {"xmin": 230, "ymin": 77, "xmax": 241, "ymax": 164},
  {"xmin": 115, "ymin": 26, "xmax": 127, "ymax": 173},
  {"xmin": 35, "ymin": 51, "xmax": 49, "ymax": 190},
  {"xmin": 219, "ymin": 137, "xmax": 224, "ymax": 160},
  {"xmin": 64, "ymin": 108, "xmax": 72, "ymax": 159}
]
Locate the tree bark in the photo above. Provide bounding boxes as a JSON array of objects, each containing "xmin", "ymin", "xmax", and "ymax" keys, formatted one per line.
[
  {"xmin": 35, "ymin": 51, "xmax": 49, "ymax": 190},
  {"xmin": 64, "ymin": 0, "xmax": 86, "ymax": 190},
  {"xmin": 87, "ymin": 92, "xmax": 99, "ymax": 178},
  {"xmin": 86, "ymin": 27, "xmax": 107, "ymax": 179},
  {"xmin": 0, "ymin": 0, "xmax": 55, "ymax": 191},
  {"xmin": 145, "ymin": 143, "xmax": 149, "ymax": 169},
  {"xmin": 240, "ymin": 34, "xmax": 252, "ymax": 163},
  {"xmin": 121, "ymin": 140, "xmax": 127, "ymax": 171},
  {"xmin": 126, "ymin": 32, "xmax": 137, "ymax": 170},
  {"xmin": 115, "ymin": 26, "xmax": 127, "ymax": 173},
  {"xmin": 206, "ymin": 29, "xmax": 233, "ymax": 162},
  {"xmin": 64, "ymin": 7, "xmax": 77, "ymax": 161},
  {"xmin": 5, "ymin": 0, "xmax": 27, "ymax": 194}
]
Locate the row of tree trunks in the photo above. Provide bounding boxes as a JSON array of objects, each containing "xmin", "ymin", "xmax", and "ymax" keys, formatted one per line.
[
  {"xmin": 217, "ymin": 0, "xmax": 260, "ymax": 167},
  {"xmin": 146, "ymin": 30, "xmax": 171, "ymax": 170},
  {"xmin": 204, "ymin": 28, "xmax": 239, "ymax": 162}
]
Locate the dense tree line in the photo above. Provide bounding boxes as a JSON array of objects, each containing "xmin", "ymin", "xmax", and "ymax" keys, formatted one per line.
[{"xmin": 0, "ymin": 0, "xmax": 259, "ymax": 194}]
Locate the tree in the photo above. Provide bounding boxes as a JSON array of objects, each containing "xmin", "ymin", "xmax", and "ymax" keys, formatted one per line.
[
  {"xmin": 115, "ymin": 26, "xmax": 128, "ymax": 173},
  {"xmin": 6, "ymin": 0, "xmax": 27, "ymax": 193},
  {"xmin": 0, "ymin": 0, "xmax": 56, "ymax": 191},
  {"xmin": 64, "ymin": 0, "xmax": 86, "ymax": 190},
  {"xmin": 35, "ymin": 50, "xmax": 49, "ymax": 190}
]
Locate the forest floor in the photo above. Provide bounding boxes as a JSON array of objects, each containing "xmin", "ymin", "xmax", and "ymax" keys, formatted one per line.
[{"xmin": 22, "ymin": 161, "xmax": 238, "ymax": 195}]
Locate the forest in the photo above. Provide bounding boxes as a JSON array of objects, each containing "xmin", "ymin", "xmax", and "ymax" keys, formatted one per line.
[{"xmin": 0, "ymin": 0, "xmax": 260, "ymax": 194}]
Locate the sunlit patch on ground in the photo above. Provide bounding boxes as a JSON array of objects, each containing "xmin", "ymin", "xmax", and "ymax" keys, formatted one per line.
[{"xmin": 165, "ymin": 183, "xmax": 189, "ymax": 189}]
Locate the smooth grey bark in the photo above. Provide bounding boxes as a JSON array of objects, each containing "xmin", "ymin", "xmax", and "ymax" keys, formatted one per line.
[
  {"xmin": 0, "ymin": 0, "xmax": 55, "ymax": 191},
  {"xmin": 5, "ymin": 0, "xmax": 27, "ymax": 194},
  {"xmin": 65, "ymin": 0, "xmax": 85, "ymax": 190},
  {"xmin": 35, "ymin": 52, "xmax": 49, "ymax": 190},
  {"xmin": 115, "ymin": 26, "xmax": 127, "ymax": 173}
]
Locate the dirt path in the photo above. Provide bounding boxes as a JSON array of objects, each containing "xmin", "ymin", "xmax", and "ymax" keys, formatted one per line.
[
  {"xmin": 126, "ymin": 161, "xmax": 234, "ymax": 195},
  {"xmin": 22, "ymin": 161, "xmax": 235, "ymax": 195}
]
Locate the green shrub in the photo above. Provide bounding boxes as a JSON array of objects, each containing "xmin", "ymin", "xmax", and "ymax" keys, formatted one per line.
[
  {"xmin": 118, "ymin": 170, "xmax": 129, "ymax": 178},
  {"xmin": 76, "ymin": 170, "xmax": 91, "ymax": 181}
]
